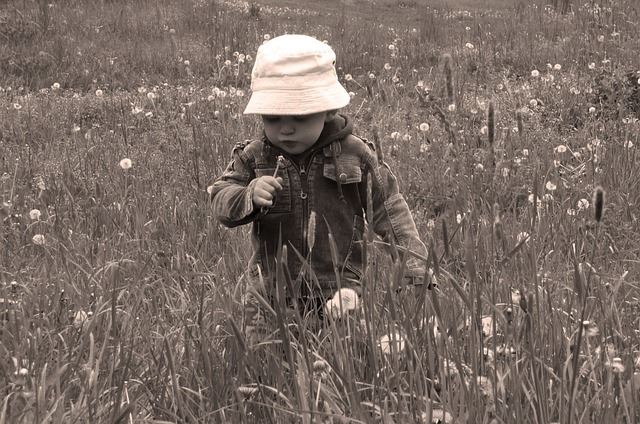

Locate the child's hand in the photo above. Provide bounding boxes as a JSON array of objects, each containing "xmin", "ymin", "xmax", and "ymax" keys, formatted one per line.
[{"xmin": 252, "ymin": 176, "xmax": 283, "ymax": 208}]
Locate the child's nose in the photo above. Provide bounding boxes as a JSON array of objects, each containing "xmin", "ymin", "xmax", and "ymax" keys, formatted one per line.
[{"xmin": 280, "ymin": 122, "xmax": 295, "ymax": 135}]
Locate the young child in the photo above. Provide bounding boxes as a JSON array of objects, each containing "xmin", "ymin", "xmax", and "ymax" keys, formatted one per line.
[{"xmin": 209, "ymin": 34, "xmax": 427, "ymax": 332}]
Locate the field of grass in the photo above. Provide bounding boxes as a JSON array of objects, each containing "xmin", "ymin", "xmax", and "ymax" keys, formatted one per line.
[{"xmin": 1, "ymin": 0, "xmax": 640, "ymax": 422}]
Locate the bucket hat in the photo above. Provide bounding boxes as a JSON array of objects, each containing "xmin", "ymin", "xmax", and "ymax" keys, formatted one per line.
[{"xmin": 243, "ymin": 34, "xmax": 351, "ymax": 115}]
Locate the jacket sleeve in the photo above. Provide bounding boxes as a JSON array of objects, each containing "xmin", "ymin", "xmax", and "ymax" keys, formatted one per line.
[
  {"xmin": 209, "ymin": 147, "xmax": 260, "ymax": 228},
  {"xmin": 361, "ymin": 148, "xmax": 428, "ymax": 280}
]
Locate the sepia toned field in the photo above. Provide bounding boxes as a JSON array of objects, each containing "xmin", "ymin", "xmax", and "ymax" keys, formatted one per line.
[{"xmin": 1, "ymin": 0, "xmax": 640, "ymax": 422}]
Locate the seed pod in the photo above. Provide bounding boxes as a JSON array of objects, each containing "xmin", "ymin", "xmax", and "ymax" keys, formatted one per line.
[
  {"xmin": 593, "ymin": 185, "xmax": 605, "ymax": 223},
  {"xmin": 488, "ymin": 101, "xmax": 495, "ymax": 147}
]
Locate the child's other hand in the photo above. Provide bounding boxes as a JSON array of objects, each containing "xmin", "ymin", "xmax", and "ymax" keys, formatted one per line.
[{"xmin": 252, "ymin": 176, "xmax": 283, "ymax": 207}]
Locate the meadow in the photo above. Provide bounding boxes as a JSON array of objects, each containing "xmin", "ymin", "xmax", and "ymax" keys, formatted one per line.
[{"xmin": 1, "ymin": 0, "xmax": 640, "ymax": 422}]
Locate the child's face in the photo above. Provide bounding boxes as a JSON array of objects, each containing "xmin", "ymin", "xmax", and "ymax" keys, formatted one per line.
[{"xmin": 262, "ymin": 112, "xmax": 329, "ymax": 155}]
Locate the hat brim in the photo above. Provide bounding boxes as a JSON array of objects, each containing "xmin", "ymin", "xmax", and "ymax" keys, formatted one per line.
[{"xmin": 243, "ymin": 83, "xmax": 351, "ymax": 115}]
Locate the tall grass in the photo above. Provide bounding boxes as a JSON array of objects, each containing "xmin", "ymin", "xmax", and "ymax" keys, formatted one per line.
[{"xmin": 1, "ymin": 0, "xmax": 640, "ymax": 422}]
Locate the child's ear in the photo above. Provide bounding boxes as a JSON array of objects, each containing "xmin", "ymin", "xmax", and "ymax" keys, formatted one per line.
[{"xmin": 324, "ymin": 110, "xmax": 338, "ymax": 122}]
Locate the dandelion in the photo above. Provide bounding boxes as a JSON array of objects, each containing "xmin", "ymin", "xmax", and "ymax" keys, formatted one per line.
[
  {"xmin": 119, "ymin": 158, "xmax": 132, "ymax": 170},
  {"xmin": 577, "ymin": 198, "xmax": 589, "ymax": 211},
  {"xmin": 545, "ymin": 181, "xmax": 557, "ymax": 191},
  {"xmin": 207, "ymin": 95, "xmax": 215, "ymax": 102},
  {"xmin": 567, "ymin": 208, "xmax": 577, "ymax": 216},
  {"xmin": 522, "ymin": 148, "xmax": 529, "ymax": 157},
  {"xmin": 447, "ymin": 104, "xmax": 456, "ymax": 112},
  {"xmin": 52, "ymin": 82, "xmax": 61, "ymax": 90},
  {"xmin": 73, "ymin": 310, "xmax": 88, "ymax": 329},
  {"xmin": 402, "ymin": 134, "xmax": 412, "ymax": 141},
  {"xmin": 325, "ymin": 288, "xmax": 360, "ymax": 319},
  {"xmin": 597, "ymin": 35, "xmax": 605, "ymax": 42},
  {"xmin": 589, "ymin": 106, "xmax": 596, "ymax": 114},
  {"xmin": 348, "ymin": 91, "xmax": 355, "ymax": 98},
  {"xmin": 32, "ymin": 234, "xmax": 46, "ymax": 246},
  {"xmin": 516, "ymin": 232, "xmax": 529, "ymax": 244},
  {"xmin": 263, "ymin": 34, "xmax": 271, "ymax": 41},
  {"xmin": 531, "ymin": 69, "xmax": 540, "ymax": 77},
  {"xmin": 588, "ymin": 62, "xmax": 596, "ymax": 70},
  {"xmin": 224, "ymin": 59, "xmax": 231, "ymax": 66},
  {"xmin": 237, "ymin": 385, "xmax": 259, "ymax": 399},
  {"xmin": 475, "ymin": 163, "xmax": 484, "ymax": 172},
  {"xmin": 511, "ymin": 288, "xmax": 522, "ymax": 305},
  {"xmin": 378, "ymin": 330, "xmax": 406, "ymax": 354},
  {"xmin": 390, "ymin": 131, "xmax": 400, "ymax": 140},
  {"xmin": 529, "ymin": 99, "xmax": 538, "ymax": 108},
  {"xmin": 313, "ymin": 360, "xmax": 329, "ymax": 374},
  {"xmin": 388, "ymin": 44, "xmax": 395, "ymax": 51},
  {"xmin": 29, "ymin": 209, "xmax": 41, "ymax": 220},
  {"xmin": 147, "ymin": 92, "xmax": 156, "ymax": 100},
  {"xmin": 555, "ymin": 144, "xmax": 567, "ymax": 153},
  {"xmin": 13, "ymin": 103, "xmax": 22, "ymax": 110},
  {"xmin": 456, "ymin": 212, "xmax": 463, "ymax": 224},
  {"xmin": 419, "ymin": 122, "xmax": 430, "ymax": 132},
  {"xmin": 95, "ymin": 89, "xmax": 103, "ymax": 97},
  {"xmin": 465, "ymin": 42, "xmax": 475, "ymax": 49},
  {"xmin": 553, "ymin": 63, "xmax": 562, "ymax": 71},
  {"xmin": 383, "ymin": 63, "xmax": 391, "ymax": 71},
  {"xmin": 624, "ymin": 140, "xmax": 634, "ymax": 148},
  {"xmin": 344, "ymin": 74, "xmax": 353, "ymax": 81},
  {"xmin": 145, "ymin": 111, "xmax": 153, "ymax": 118},
  {"xmin": 131, "ymin": 106, "xmax": 143, "ymax": 115},
  {"xmin": 369, "ymin": 72, "xmax": 376, "ymax": 79},
  {"xmin": 583, "ymin": 320, "xmax": 600, "ymax": 337}
]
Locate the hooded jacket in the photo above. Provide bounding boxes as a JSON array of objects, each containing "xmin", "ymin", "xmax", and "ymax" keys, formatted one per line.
[{"xmin": 210, "ymin": 114, "xmax": 427, "ymax": 300}]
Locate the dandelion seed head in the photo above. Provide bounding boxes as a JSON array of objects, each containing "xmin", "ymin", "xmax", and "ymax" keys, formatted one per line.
[
  {"xmin": 531, "ymin": 69, "xmax": 540, "ymax": 77},
  {"xmin": 119, "ymin": 158, "xmax": 132, "ymax": 170},
  {"xmin": 29, "ymin": 209, "xmax": 41, "ymax": 220},
  {"xmin": 32, "ymin": 234, "xmax": 45, "ymax": 246}
]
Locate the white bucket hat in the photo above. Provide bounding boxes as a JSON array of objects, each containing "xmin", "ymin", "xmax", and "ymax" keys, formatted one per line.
[{"xmin": 243, "ymin": 34, "xmax": 351, "ymax": 115}]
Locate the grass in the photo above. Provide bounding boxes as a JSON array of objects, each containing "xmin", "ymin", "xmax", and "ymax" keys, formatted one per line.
[{"xmin": 1, "ymin": 0, "xmax": 640, "ymax": 422}]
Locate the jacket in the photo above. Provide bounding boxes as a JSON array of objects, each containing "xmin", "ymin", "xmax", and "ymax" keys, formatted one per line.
[{"xmin": 209, "ymin": 114, "xmax": 427, "ymax": 299}]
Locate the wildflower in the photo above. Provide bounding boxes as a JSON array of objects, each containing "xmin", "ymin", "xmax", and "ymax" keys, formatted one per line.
[
  {"xmin": 369, "ymin": 72, "xmax": 376, "ymax": 79},
  {"xmin": 29, "ymin": 209, "xmax": 41, "ymax": 220},
  {"xmin": 13, "ymin": 103, "xmax": 22, "ymax": 110},
  {"xmin": 378, "ymin": 330, "xmax": 406, "ymax": 354},
  {"xmin": 145, "ymin": 111, "xmax": 153, "ymax": 118},
  {"xmin": 567, "ymin": 208, "xmax": 577, "ymax": 216},
  {"xmin": 263, "ymin": 34, "xmax": 271, "ymax": 41},
  {"xmin": 456, "ymin": 212, "xmax": 463, "ymax": 224},
  {"xmin": 95, "ymin": 89, "xmax": 103, "ymax": 97},
  {"xmin": 475, "ymin": 163, "xmax": 484, "ymax": 172},
  {"xmin": 522, "ymin": 149, "xmax": 529, "ymax": 157},
  {"xmin": 420, "ymin": 143, "xmax": 429, "ymax": 153},
  {"xmin": 402, "ymin": 134, "xmax": 412, "ymax": 141},
  {"xmin": 348, "ymin": 91, "xmax": 355, "ymax": 98},
  {"xmin": 588, "ymin": 62, "xmax": 596, "ymax": 70},
  {"xmin": 131, "ymin": 106, "xmax": 143, "ymax": 115},
  {"xmin": 597, "ymin": 35, "xmax": 605, "ymax": 42},
  {"xmin": 52, "ymin": 82, "xmax": 61, "ymax": 90},
  {"xmin": 388, "ymin": 44, "xmax": 395, "ymax": 51},
  {"xmin": 555, "ymin": 144, "xmax": 567, "ymax": 153},
  {"xmin": 419, "ymin": 122, "xmax": 430, "ymax": 132},
  {"xmin": 545, "ymin": 181, "xmax": 557, "ymax": 191},
  {"xmin": 384, "ymin": 63, "xmax": 391, "ymax": 71},
  {"xmin": 553, "ymin": 63, "xmax": 562, "ymax": 71},
  {"xmin": 147, "ymin": 92, "xmax": 156, "ymax": 100},
  {"xmin": 480, "ymin": 125, "xmax": 488, "ymax": 135},
  {"xmin": 313, "ymin": 360, "xmax": 329, "ymax": 374},
  {"xmin": 390, "ymin": 131, "xmax": 400, "ymax": 140},
  {"xmin": 531, "ymin": 69, "xmax": 540, "ymax": 77},
  {"xmin": 73, "ymin": 310, "xmax": 88, "ymax": 329},
  {"xmin": 529, "ymin": 99, "xmax": 538, "ymax": 108},
  {"xmin": 511, "ymin": 288, "xmax": 522, "ymax": 305},
  {"xmin": 577, "ymin": 198, "xmax": 589, "ymax": 211},
  {"xmin": 32, "ymin": 234, "xmax": 46, "ymax": 246},
  {"xmin": 325, "ymin": 288, "xmax": 360, "ymax": 319},
  {"xmin": 447, "ymin": 104, "xmax": 456, "ymax": 112},
  {"xmin": 237, "ymin": 385, "xmax": 259, "ymax": 399},
  {"xmin": 119, "ymin": 158, "xmax": 132, "ymax": 170},
  {"xmin": 207, "ymin": 95, "xmax": 215, "ymax": 102},
  {"xmin": 624, "ymin": 140, "xmax": 634, "ymax": 148},
  {"xmin": 224, "ymin": 59, "xmax": 231, "ymax": 67},
  {"xmin": 582, "ymin": 320, "xmax": 600, "ymax": 337},
  {"xmin": 589, "ymin": 106, "xmax": 596, "ymax": 114},
  {"xmin": 236, "ymin": 89, "xmax": 245, "ymax": 97},
  {"xmin": 465, "ymin": 42, "xmax": 475, "ymax": 49}
]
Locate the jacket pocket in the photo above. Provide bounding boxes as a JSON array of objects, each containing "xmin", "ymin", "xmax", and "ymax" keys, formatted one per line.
[
  {"xmin": 323, "ymin": 155, "xmax": 363, "ymax": 184},
  {"xmin": 254, "ymin": 167, "xmax": 292, "ymax": 213}
]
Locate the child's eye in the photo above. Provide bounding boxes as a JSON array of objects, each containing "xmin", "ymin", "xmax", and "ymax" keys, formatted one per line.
[
  {"xmin": 263, "ymin": 115, "xmax": 281, "ymax": 123},
  {"xmin": 293, "ymin": 115, "xmax": 309, "ymax": 122}
]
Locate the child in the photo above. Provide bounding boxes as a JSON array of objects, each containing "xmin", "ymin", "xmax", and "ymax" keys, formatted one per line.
[{"xmin": 209, "ymin": 34, "xmax": 427, "ymax": 334}]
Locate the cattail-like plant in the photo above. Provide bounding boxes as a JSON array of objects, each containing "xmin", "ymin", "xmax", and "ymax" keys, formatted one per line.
[
  {"xmin": 593, "ymin": 186, "xmax": 605, "ymax": 223},
  {"xmin": 442, "ymin": 53, "xmax": 454, "ymax": 103},
  {"xmin": 488, "ymin": 100, "xmax": 496, "ymax": 147}
]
